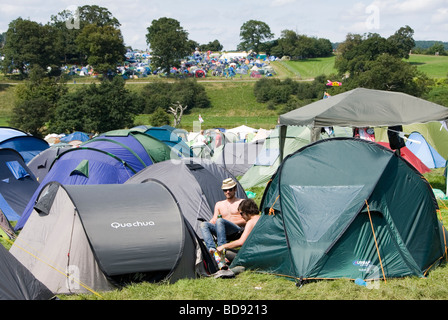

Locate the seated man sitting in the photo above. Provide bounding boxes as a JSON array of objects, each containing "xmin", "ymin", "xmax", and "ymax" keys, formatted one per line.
[{"xmin": 200, "ymin": 178, "xmax": 245, "ymax": 256}]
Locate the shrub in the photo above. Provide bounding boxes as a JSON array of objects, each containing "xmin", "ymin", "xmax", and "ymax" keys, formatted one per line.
[{"xmin": 140, "ymin": 79, "xmax": 210, "ymax": 114}]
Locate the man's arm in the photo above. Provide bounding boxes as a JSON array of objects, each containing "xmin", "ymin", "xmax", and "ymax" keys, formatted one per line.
[{"xmin": 210, "ymin": 201, "xmax": 222, "ymax": 224}]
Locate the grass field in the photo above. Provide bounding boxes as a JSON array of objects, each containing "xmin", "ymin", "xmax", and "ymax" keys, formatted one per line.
[{"xmin": 408, "ymin": 54, "xmax": 448, "ymax": 78}]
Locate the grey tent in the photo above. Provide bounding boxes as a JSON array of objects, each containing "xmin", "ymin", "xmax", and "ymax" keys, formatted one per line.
[
  {"xmin": 278, "ymin": 87, "xmax": 448, "ymax": 159},
  {"xmin": 125, "ymin": 158, "xmax": 246, "ymax": 236},
  {"xmin": 27, "ymin": 145, "xmax": 72, "ymax": 182},
  {"xmin": 0, "ymin": 244, "xmax": 54, "ymax": 300},
  {"xmin": 10, "ymin": 181, "xmax": 213, "ymax": 295},
  {"xmin": 212, "ymin": 139, "xmax": 265, "ymax": 177},
  {"xmin": 279, "ymin": 88, "xmax": 448, "ymax": 128}
]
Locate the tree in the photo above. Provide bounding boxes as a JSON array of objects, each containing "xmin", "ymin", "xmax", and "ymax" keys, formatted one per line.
[
  {"xmin": 199, "ymin": 39, "xmax": 223, "ymax": 52},
  {"xmin": 353, "ymin": 54, "xmax": 431, "ymax": 96},
  {"xmin": 387, "ymin": 25, "xmax": 415, "ymax": 59},
  {"xmin": 168, "ymin": 102, "xmax": 188, "ymax": 127},
  {"xmin": 140, "ymin": 79, "xmax": 210, "ymax": 114},
  {"xmin": 146, "ymin": 18, "xmax": 190, "ymax": 73},
  {"xmin": 1, "ymin": 18, "xmax": 61, "ymax": 77},
  {"xmin": 76, "ymin": 24, "xmax": 126, "ymax": 78},
  {"xmin": 271, "ymin": 30, "xmax": 333, "ymax": 59},
  {"xmin": 238, "ymin": 20, "xmax": 273, "ymax": 53},
  {"xmin": 50, "ymin": 77, "xmax": 143, "ymax": 134},
  {"xmin": 10, "ymin": 66, "xmax": 67, "ymax": 136},
  {"xmin": 335, "ymin": 32, "xmax": 391, "ymax": 76},
  {"xmin": 50, "ymin": 5, "xmax": 122, "ymax": 65}
]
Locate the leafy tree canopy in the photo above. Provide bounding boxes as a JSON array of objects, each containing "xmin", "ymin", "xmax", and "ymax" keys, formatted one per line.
[
  {"xmin": 1, "ymin": 18, "xmax": 61, "ymax": 77},
  {"xmin": 238, "ymin": 20, "xmax": 273, "ymax": 53},
  {"xmin": 146, "ymin": 18, "xmax": 190, "ymax": 73},
  {"xmin": 76, "ymin": 23, "xmax": 126, "ymax": 77},
  {"xmin": 50, "ymin": 77, "xmax": 143, "ymax": 134}
]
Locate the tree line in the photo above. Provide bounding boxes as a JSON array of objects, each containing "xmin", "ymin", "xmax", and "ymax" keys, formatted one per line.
[
  {"xmin": 1, "ymin": 5, "xmax": 445, "ymax": 137},
  {"xmin": 0, "ymin": 5, "xmax": 335, "ymax": 79}
]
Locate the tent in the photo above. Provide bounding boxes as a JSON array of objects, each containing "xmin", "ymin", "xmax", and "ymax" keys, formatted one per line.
[
  {"xmin": 375, "ymin": 142, "xmax": 431, "ymax": 174},
  {"xmin": 226, "ymin": 125, "xmax": 258, "ymax": 142},
  {"xmin": 374, "ymin": 122, "xmax": 448, "ymax": 160},
  {"xmin": 212, "ymin": 139, "xmax": 265, "ymax": 177},
  {"xmin": 27, "ymin": 145, "xmax": 72, "ymax": 182},
  {"xmin": 145, "ymin": 125, "xmax": 193, "ymax": 158},
  {"xmin": 0, "ymin": 148, "xmax": 39, "ymax": 223},
  {"xmin": 0, "ymin": 243, "xmax": 54, "ymax": 300},
  {"xmin": 404, "ymin": 132, "xmax": 446, "ymax": 169},
  {"xmin": 60, "ymin": 131, "xmax": 90, "ymax": 146},
  {"xmin": 239, "ymin": 126, "xmax": 310, "ymax": 189},
  {"xmin": 125, "ymin": 158, "xmax": 246, "ymax": 236},
  {"xmin": 231, "ymin": 138, "xmax": 447, "ymax": 284},
  {"xmin": 0, "ymin": 127, "xmax": 49, "ymax": 163},
  {"xmin": 10, "ymin": 181, "xmax": 214, "ymax": 295},
  {"xmin": 278, "ymin": 88, "xmax": 448, "ymax": 159},
  {"xmin": 15, "ymin": 129, "xmax": 178, "ymax": 230},
  {"xmin": 279, "ymin": 88, "xmax": 448, "ymax": 128}
]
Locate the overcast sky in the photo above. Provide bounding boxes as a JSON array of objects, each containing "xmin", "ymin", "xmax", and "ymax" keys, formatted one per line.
[{"xmin": 1, "ymin": 0, "xmax": 447, "ymax": 51}]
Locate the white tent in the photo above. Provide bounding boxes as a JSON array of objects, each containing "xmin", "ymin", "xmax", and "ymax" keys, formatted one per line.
[{"xmin": 226, "ymin": 125, "xmax": 258, "ymax": 141}]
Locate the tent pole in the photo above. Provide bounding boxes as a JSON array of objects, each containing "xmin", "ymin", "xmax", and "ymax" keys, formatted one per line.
[
  {"xmin": 279, "ymin": 125, "xmax": 287, "ymax": 162},
  {"xmin": 365, "ymin": 200, "xmax": 387, "ymax": 283}
]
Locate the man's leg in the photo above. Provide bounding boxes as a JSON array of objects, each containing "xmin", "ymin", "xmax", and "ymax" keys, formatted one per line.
[
  {"xmin": 200, "ymin": 221, "xmax": 217, "ymax": 253},
  {"xmin": 215, "ymin": 219, "xmax": 243, "ymax": 247}
]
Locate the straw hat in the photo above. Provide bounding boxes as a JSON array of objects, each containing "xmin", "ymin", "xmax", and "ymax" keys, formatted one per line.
[{"xmin": 221, "ymin": 178, "xmax": 237, "ymax": 190}]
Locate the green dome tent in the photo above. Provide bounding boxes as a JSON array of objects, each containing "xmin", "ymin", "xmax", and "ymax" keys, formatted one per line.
[{"xmin": 231, "ymin": 138, "xmax": 447, "ymax": 285}]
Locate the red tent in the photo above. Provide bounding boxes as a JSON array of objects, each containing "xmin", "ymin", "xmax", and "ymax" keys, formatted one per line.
[{"xmin": 376, "ymin": 142, "xmax": 431, "ymax": 174}]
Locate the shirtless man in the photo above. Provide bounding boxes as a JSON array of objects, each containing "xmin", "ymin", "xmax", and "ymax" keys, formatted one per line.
[{"xmin": 200, "ymin": 178, "xmax": 245, "ymax": 255}]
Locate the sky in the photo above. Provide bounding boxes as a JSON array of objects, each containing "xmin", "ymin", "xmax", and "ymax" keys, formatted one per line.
[{"xmin": 1, "ymin": 0, "xmax": 447, "ymax": 51}]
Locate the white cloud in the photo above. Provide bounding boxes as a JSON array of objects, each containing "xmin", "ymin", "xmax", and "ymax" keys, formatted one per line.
[{"xmin": 0, "ymin": 0, "xmax": 447, "ymax": 50}]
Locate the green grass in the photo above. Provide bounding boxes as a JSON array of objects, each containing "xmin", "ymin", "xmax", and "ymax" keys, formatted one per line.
[
  {"xmin": 272, "ymin": 56, "xmax": 338, "ymax": 80},
  {"xmin": 408, "ymin": 54, "xmax": 448, "ymax": 78},
  {"xmin": 0, "ymin": 84, "xmax": 15, "ymax": 125},
  {"xmin": 58, "ymin": 263, "xmax": 448, "ymax": 301},
  {"xmin": 135, "ymin": 81, "xmax": 279, "ymax": 132}
]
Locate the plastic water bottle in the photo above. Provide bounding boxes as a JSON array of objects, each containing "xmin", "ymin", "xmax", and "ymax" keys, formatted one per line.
[
  {"xmin": 214, "ymin": 250, "xmax": 228, "ymax": 270},
  {"xmin": 355, "ymin": 278, "xmax": 367, "ymax": 286}
]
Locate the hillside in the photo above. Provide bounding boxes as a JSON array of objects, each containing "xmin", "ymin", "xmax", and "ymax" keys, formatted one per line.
[{"xmin": 0, "ymin": 54, "xmax": 447, "ymax": 130}]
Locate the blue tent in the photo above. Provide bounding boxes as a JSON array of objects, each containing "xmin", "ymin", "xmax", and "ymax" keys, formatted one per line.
[
  {"xmin": 0, "ymin": 127, "xmax": 49, "ymax": 163},
  {"xmin": 60, "ymin": 131, "xmax": 90, "ymax": 143},
  {"xmin": 15, "ymin": 129, "xmax": 178, "ymax": 230},
  {"xmin": 145, "ymin": 125, "xmax": 193, "ymax": 158},
  {"xmin": 406, "ymin": 131, "xmax": 446, "ymax": 168},
  {"xmin": 0, "ymin": 149, "xmax": 39, "ymax": 223}
]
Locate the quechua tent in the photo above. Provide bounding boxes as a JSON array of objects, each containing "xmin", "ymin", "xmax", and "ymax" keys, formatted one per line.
[
  {"xmin": 125, "ymin": 158, "xmax": 246, "ymax": 236},
  {"xmin": 231, "ymin": 138, "xmax": 447, "ymax": 284},
  {"xmin": 10, "ymin": 181, "xmax": 212, "ymax": 295}
]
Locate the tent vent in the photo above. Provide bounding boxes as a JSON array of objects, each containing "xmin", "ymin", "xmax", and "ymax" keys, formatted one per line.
[
  {"xmin": 6, "ymin": 161, "xmax": 30, "ymax": 180},
  {"xmin": 70, "ymin": 160, "xmax": 89, "ymax": 178}
]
